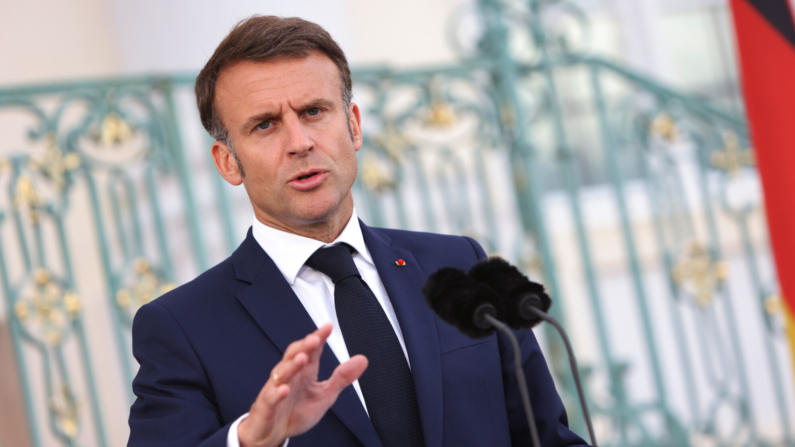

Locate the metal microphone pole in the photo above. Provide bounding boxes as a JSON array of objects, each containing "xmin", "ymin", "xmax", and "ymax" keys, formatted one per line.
[
  {"xmin": 482, "ymin": 314, "xmax": 542, "ymax": 447},
  {"xmin": 528, "ymin": 307, "xmax": 597, "ymax": 447}
]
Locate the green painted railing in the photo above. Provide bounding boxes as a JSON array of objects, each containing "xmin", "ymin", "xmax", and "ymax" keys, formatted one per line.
[{"xmin": 0, "ymin": 0, "xmax": 792, "ymax": 446}]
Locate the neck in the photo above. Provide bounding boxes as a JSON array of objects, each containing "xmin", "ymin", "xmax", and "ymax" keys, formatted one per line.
[{"xmin": 254, "ymin": 199, "xmax": 354, "ymax": 244}]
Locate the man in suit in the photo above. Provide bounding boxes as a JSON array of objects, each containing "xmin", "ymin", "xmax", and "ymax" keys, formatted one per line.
[{"xmin": 128, "ymin": 15, "xmax": 588, "ymax": 447}]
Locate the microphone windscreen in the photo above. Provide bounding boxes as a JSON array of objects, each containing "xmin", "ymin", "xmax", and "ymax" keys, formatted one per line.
[
  {"xmin": 468, "ymin": 257, "xmax": 551, "ymax": 329},
  {"xmin": 422, "ymin": 267, "xmax": 504, "ymax": 339}
]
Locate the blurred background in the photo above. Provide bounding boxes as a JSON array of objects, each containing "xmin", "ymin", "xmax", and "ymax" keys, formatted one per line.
[{"xmin": 0, "ymin": 0, "xmax": 792, "ymax": 446}]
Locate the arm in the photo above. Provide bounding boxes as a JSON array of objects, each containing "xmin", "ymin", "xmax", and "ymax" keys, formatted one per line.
[
  {"xmin": 128, "ymin": 303, "xmax": 367, "ymax": 447},
  {"xmin": 128, "ymin": 302, "xmax": 230, "ymax": 447}
]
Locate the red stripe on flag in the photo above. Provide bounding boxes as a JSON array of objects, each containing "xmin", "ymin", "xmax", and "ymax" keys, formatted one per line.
[{"xmin": 731, "ymin": 0, "xmax": 795, "ymax": 315}]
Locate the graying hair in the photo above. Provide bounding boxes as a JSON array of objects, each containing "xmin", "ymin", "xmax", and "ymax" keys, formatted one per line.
[{"xmin": 196, "ymin": 16, "xmax": 356, "ymax": 178}]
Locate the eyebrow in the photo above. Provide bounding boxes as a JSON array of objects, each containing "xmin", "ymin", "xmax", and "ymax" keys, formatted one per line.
[
  {"xmin": 241, "ymin": 111, "xmax": 279, "ymax": 134},
  {"xmin": 240, "ymin": 98, "xmax": 336, "ymax": 134}
]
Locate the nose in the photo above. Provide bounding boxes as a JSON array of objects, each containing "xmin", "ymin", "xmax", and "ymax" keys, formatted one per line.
[{"xmin": 283, "ymin": 115, "xmax": 313, "ymax": 157}]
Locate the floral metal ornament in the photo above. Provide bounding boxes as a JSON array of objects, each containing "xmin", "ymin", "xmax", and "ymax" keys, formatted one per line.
[
  {"xmin": 424, "ymin": 79, "xmax": 457, "ymax": 129},
  {"xmin": 425, "ymin": 101, "xmax": 457, "ymax": 128},
  {"xmin": 28, "ymin": 132, "xmax": 81, "ymax": 191},
  {"xmin": 98, "ymin": 112, "xmax": 134, "ymax": 147},
  {"xmin": 13, "ymin": 173, "xmax": 43, "ymax": 224},
  {"xmin": 764, "ymin": 294, "xmax": 783, "ymax": 316},
  {"xmin": 49, "ymin": 384, "xmax": 80, "ymax": 439},
  {"xmin": 371, "ymin": 124, "xmax": 411, "ymax": 161},
  {"xmin": 760, "ymin": 293, "xmax": 789, "ymax": 336},
  {"xmin": 671, "ymin": 241, "xmax": 728, "ymax": 308},
  {"xmin": 116, "ymin": 258, "xmax": 175, "ymax": 312},
  {"xmin": 650, "ymin": 113, "xmax": 678, "ymax": 142},
  {"xmin": 360, "ymin": 152, "xmax": 397, "ymax": 192},
  {"xmin": 13, "ymin": 268, "xmax": 81, "ymax": 346},
  {"xmin": 710, "ymin": 130, "xmax": 755, "ymax": 177}
]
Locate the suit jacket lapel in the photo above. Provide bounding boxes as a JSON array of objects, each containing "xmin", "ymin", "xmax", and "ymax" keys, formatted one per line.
[
  {"xmin": 232, "ymin": 230, "xmax": 382, "ymax": 447},
  {"xmin": 361, "ymin": 223, "xmax": 444, "ymax": 447}
]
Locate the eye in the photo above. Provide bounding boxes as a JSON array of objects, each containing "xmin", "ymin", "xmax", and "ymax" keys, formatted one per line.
[
  {"xmin": 306, "ymin": 107, "xmax": 320, "ymax": 116},
  {"xmin": 256, "ymin": 121, "xmax": 271, "ymax": 131}
]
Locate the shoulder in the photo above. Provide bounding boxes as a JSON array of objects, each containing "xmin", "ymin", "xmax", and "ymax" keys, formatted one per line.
[
  {"xmin": 375, "ymin": 227, "xmax": 485, "ymax": 256},
  {"xmin": 134, "ymin": 256, "xmax": 244, "ymax": 328},
  {"xmin": 368, "ymin": 226, "xmax": 487, "ymax": 273}
]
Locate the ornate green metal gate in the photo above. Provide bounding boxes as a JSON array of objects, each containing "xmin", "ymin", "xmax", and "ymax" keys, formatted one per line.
[{"xmin": 0, "ymin": 1, "xmax": 792, "ymax": 446}]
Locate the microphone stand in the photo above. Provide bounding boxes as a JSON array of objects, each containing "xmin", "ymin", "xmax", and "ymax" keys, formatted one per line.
[
  {"xmin": 528, "ymin": 307, "xmax": 598, "ymax": 447},
  {"xmin": 483, "ymin": 314, "xmax": 542, "ymax": 447}
]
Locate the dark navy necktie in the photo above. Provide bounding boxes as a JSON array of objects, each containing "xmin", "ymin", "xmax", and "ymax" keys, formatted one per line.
[{"xmin": 306, "ymin": 244, "xmax": 425, "ymax": 447}]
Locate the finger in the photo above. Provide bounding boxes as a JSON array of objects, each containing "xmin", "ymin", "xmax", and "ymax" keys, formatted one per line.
[
  {"xmin": 250, "ymin": 350, "xmax": 311, "ymax": 420},
  {"xmin": 262, "ymin": 326, "xmax": 331, "ymax": 397},
  {"xmin": 307, "ymin": 322, "xmax": 332, "ymax": 347},
  {"xmin": 282, "ymin": 323, "xmax": 333, "ymax": 361},
  {"xmin": 253, "ymin": 351, "xmax": 308, "ymax": 406},
  {"xmin": 239, "ymin": 382, "xmax": 290, "ymax": 445},
  {"xmin": 315, "ymin": 322, "xmax": 333, "ymax": 341},
  {"xmin": 307, "ymin": 333, "xmax": 328, "ymax": 365},
  {"xmin": 248, "ymin": 379, "xmax": 291, "ymax": 435},
  {"xmin": 269, "ymin": 351, "xmax": 309, "ymax": 388},
  {"xmin": 324, "ymin": 354, "xmax": 368, "ymax": 393},
  {"xmin": 299, "ymin": 323, "xmax": 332, "ymax": 367},
  {"xmin": 263, "ymin": 383, "xmax": 291, "ymax": 408},
  {"xmin": 247, "ymin": 382, "xmax": 291, "ymax": 436}
]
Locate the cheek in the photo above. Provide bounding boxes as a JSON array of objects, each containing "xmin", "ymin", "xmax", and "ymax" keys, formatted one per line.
[
  {"xmin": 350, "ymin": 153, "xmax": 359, "ymax": 180},
  {"xmin": 241, "ymin": 156, "xmax": 281, "ymax": 193},
  {"xmin": 339, "ymin": 147, "xmax": 359, "ymax": 184},
  {"xmin": 244, "ymin": 146, "xmax": 280, "ymax": 178}
]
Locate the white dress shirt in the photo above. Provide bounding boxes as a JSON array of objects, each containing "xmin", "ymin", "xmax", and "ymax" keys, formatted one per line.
[{"xmin": 228, "ymin": 208, "xmax": 409, "ymax": 447}]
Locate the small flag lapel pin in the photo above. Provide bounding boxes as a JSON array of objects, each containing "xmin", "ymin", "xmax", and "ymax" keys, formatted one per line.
[{"xmin": 395, "ymin": 259, "xmax": 406, "ymax": 266}]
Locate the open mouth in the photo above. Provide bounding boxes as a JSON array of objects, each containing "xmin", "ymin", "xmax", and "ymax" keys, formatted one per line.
[{"xmin": 296, "ymin": 172, "xmax": 318, "ymax": 181}]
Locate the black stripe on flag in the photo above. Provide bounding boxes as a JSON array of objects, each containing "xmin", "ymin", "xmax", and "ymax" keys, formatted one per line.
[{"xmin": 748, "ymin": 0, "xmax": 795, "ymax": 48}]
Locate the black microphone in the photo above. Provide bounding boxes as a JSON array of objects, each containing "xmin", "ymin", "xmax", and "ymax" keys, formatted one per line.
[
  {"xmin": 468, "ymin": 257, "xmax": 551, "ymax": 328},
  {"xmin": 422, "ymin": 267, "xmax": 543, "ymax": 447},
  {"xmin": 422, "ymin": 267, "xmax": 505, "ymax": 338},
  {"xmin": 468, "ymin": 257, "xmax": 598, "ymax": 447}
]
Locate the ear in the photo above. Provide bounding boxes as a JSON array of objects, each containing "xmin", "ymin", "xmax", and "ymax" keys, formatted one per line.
[
  {"xmin": 348, "ymin": 102, "xmax": 363, "ymax": 152},
  {"xmin": 212, "ymin": 140, "xmax": 243, "ymax": 186}
]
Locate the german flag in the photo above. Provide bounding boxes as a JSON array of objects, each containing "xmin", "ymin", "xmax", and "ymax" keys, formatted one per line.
[{"xmin": 730, "ymin": 0, "xmax": 795, "ymax": 380}]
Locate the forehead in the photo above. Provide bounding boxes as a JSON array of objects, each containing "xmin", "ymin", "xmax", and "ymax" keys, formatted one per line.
[{"xmin": 215, "ymin": 52, "xmax": 342, "ymax": 110}]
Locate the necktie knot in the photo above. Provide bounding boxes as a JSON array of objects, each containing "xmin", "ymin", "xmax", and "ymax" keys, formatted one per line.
[{"xmin": 305, "ymin": 244, "xmax": 360, "ymax": 284}]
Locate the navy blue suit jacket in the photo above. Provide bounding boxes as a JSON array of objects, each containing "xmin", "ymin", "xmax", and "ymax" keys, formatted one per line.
[{"xmin": 128, "ymin": 222, "xmax": 587, "ymax": 446}]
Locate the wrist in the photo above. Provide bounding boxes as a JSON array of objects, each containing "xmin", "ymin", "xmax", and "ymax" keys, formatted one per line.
[{"xmin": 238, "ymin": 418, "xmax": 285, "ymax": 447}]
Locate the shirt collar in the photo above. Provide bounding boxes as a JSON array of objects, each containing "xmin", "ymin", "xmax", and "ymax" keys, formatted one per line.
[{"xmin": 251, "ymin": 208, "xmax": 372, "ymax": 285}]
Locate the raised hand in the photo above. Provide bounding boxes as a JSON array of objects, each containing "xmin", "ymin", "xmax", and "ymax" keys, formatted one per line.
[{"xmin": 238, "ymin": 323, "xmax": 368, "ymax": 447}]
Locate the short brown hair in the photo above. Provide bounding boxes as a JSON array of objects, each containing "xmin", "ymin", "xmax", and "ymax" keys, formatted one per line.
[{"xmin": 195, "ymin": 15, "xmax": 353, "ymax": 145}]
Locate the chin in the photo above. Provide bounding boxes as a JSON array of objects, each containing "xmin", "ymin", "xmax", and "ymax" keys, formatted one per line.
[{"xmin": 292, "ymin": 200, "xmax": 343, "ymax": 224}]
